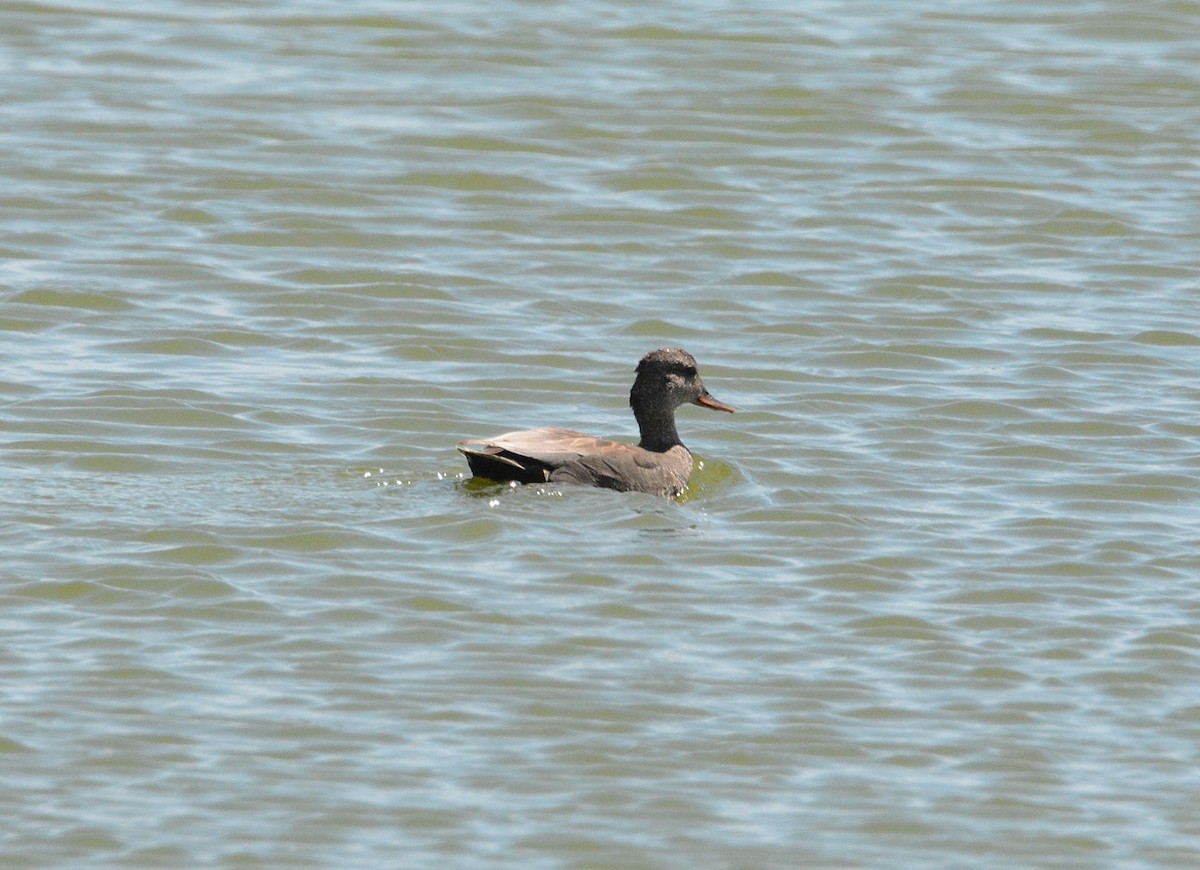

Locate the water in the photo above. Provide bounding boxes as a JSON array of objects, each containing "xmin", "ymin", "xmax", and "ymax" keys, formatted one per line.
[{"xmin": 3, "ymin": 1, "xmax": 1200, "ymax": 867}]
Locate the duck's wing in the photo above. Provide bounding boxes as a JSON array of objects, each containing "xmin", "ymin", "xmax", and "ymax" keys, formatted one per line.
[{"xmin": 457, "ymin": 427, "xmax": 625, "ymax": 484}]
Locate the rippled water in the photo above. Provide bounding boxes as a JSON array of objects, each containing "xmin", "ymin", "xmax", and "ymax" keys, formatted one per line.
[{"xmin": 3, "ymin": 1, "xmax": 1200, "ymax": 867}]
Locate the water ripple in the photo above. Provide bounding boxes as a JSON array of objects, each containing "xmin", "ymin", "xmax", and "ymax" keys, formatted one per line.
[{"xmin": 2, "ymin": 1, "xmax": 1200, "ymax": 867}]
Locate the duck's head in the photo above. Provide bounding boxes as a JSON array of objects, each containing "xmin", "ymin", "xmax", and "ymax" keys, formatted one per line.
[{"xmin": 630, "ymin": 348, "xmax": 735, "ymax": 415}]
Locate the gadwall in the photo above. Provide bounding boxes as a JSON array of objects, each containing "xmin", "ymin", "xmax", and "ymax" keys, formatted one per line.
[{"xmin": 457, "ymin": 348, "xmax": 734, "ymax": 498}]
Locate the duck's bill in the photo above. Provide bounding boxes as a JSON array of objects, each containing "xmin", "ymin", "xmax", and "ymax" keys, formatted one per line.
[{"xmin": 694, "ymin": 392, "xmax": 735, "ymax": 413}]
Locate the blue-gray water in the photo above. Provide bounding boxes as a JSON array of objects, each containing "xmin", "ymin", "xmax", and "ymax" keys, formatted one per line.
[{"xmin": 3, "ymin": 1, "xmax": 1199, "ymax": 867}]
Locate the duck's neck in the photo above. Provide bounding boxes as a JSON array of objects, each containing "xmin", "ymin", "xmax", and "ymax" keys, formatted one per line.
[{"xmin": 632, "ymin": 398, "xmax": 682, "ymax": 452}]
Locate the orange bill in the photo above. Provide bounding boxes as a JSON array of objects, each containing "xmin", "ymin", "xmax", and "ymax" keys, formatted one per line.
[{"xmin": 694, "ymin": 392, "xmax": 735, "ymax": 413}]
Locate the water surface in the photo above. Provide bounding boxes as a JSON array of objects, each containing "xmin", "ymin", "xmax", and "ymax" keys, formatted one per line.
[{"xmin": 3, "ymin": 1, "xmax": 1200, "ymax": 867}]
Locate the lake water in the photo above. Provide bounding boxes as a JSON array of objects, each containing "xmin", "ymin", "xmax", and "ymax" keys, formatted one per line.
[{"xmin": 3, "ymin": 1, "xmax": 1199, "ymax": 867}]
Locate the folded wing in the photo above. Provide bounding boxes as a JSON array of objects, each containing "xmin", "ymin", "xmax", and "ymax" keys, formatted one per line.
[{"xmin": 457, "ymin": 428, "xmax": 623, "ymax": 485}]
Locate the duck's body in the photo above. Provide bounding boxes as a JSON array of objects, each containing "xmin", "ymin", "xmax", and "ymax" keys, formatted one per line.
[
  {"xmin": 458, "ymin": 426, "xmax": 697, "ymax": 498},
  {"xmin": 457, "ymin": 348, "xmax": 733, "ymax": 498}
]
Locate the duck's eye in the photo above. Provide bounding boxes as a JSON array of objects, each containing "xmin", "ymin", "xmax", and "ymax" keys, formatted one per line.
[{"xmin": 683, "ymin": 366, "xmax": 697, "ymax": 379}]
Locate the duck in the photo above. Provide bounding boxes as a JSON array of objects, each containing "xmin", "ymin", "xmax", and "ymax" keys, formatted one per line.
[{"xmin": 457, "ymin": 348, "xmax": 733, "ymax": 498}]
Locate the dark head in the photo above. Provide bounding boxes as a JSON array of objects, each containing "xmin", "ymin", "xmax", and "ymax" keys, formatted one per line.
[{"xmin": 629, "ymin": 348, "xmax": 734, "ymax": 450}]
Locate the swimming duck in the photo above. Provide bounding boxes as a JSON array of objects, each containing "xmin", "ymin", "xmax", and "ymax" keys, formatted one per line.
[{"xmin": 457, "ymin": 348, "xmax": 733, "ymax": 498}]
